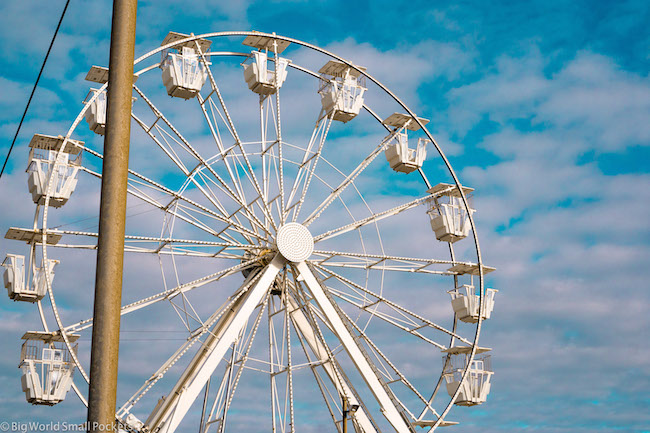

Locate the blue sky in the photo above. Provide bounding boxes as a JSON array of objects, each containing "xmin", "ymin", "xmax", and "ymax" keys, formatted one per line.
[{"xmin": 1, "ymin": 1, "xmax": 649, "ymax": 432}]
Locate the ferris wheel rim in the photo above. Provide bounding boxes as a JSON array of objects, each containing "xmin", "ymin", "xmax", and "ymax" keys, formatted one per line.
[{"xmin": 28, "ymin": 31, "xmax": 490, "ymax": 431}]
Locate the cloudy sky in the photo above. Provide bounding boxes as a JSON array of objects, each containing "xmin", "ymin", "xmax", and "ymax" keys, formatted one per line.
[{"xmin": 0, "ymin": 1, "xmax": 649, "ymax": 432}]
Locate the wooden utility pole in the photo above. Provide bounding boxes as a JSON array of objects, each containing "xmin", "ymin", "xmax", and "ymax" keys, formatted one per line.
[{"xmin": 87, "ymin": 1, "xmax": 137, "ymax": 432}]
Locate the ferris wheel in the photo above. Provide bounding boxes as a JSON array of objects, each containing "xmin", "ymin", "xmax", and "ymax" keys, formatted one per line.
[{"xmin": 2, "ymin": 31, "xmax": 497, "ymax": 433}]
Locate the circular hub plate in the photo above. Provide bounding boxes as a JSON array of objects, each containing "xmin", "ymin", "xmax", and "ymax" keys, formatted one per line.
[{"xmin": 276, "ymin": 223, "xmax": 314, "ymax": 262}]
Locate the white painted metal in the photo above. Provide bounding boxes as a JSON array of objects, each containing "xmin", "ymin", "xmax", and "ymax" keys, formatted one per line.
[
  {"xmin": 161, "ymin": 32, "xmax": 213, "ymax": 54},
  {"xmin": 382, "ymin": 112, "xmax": 430, "ymax": 131},
  {"xmin": 7, "ymin": 31, "xmax": 496, "ymax": 433},
  {"xmin": 19, "ymin": 332, "xmax": 78, "ymax": 405},
  {"xmin": 26, "ymin": 134, "xmax": 82, "ymax": 207},
  {"xmin": 449, "ymin": 285, "xmax": 497, "ymax": 323},
  {"xmin": 4, "ymin": 227, "xmax": 62, "ymax": 245},
  {"xmin": 447, "ymin": 263, "xmax": 496, "ymax": 276},
  {"xmin": 296, "ymin": 261, "xmax": 412, "ymax": 433},
  {"xmin": 85, "ymin": 65, "xmax": 139, "ymax": 85},
  {"xmin": 145, "ymin": 254, "xmax": 286, "ymax": 433},
  {"xmin": 83, "ymin": 89, "xmax": 107, "ymax": 135},
  {"xmin": 242, "ymin": 34, "xmax": 291, "ymax": 53},
  {"xmin": 4, "ymin": 256, "xmax": 57, "ymax": 303},
  {"xmin": 3, "ymin": 254, "xmax": 27, "ymax": 301},
  {"xmin": 284, "ymin": 292, "xmax": 378, "ymax": 433},
  {"xmin": 242, "ymin": 50, "xmax": 289, "ymax": 95},
  {"xmin": 385, "ymin": 134, "xmax": 428, "ymax": 174},
  {"xmin": 425, "ymin": 183, "xmax": 476, "ymax": 243},
  {"xmin": 318, "ymin": 60, "xmax": 366, "ymax": 122},
  {"xmin": 441, "ymin": 349, "xmax": 493, "ymax": 406},
  {"xmin": 161, "ymin": 46, "xmax": 209, "ymax": 99},
  {"xmin": 276, "ymin": 223, "xmax": 314, "ymax": 262}
]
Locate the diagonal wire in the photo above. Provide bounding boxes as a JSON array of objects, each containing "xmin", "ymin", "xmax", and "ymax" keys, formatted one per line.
[{"xmin": 0, "ymin": 0, "xmax": 71, "ymax": 179}]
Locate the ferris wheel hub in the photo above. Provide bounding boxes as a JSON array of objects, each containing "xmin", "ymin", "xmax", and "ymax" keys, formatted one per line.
[{"xmin": 276, "ymin": 223, "xmax": 314, "ymax": 262}]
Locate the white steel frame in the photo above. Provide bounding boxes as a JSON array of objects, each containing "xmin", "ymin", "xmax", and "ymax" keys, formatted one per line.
[{"xmin": 10, "ymin": 31, "xmax": 493, "ymax": 433}]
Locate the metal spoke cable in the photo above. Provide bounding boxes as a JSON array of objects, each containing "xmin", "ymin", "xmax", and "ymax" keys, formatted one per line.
[{"xmin": 0, "ymin": 0, "xmax": 71, "ymax": 179}]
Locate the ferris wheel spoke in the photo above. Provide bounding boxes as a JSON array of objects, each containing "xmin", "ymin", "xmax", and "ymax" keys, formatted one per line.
[
  {"xmin": 119, "ymin": 262, "xmax": 274, "ymax": 419},
  {"xmin": 50, "ymin": 243, "xmax": 247, "ymax": 260},
  {"xmin": 131, "ymin": 111, "xmax": 262, "ymax": 239},
  {"xmin": 209, "ymin": 291, "xmax": 270, "ymax": 433},
  {"xmin": 313, "ymin": 194, "xmax": 433, "ymax": 243},
  {"xmin": 203, "ymin": 365, "xmax": 230, "ymax": 433},
  {"xmin": 199, "ymin": 94, "xmax": 278, "ymax": 232},
  {"xmin": 64, "ymin": 254, "xmax": 269, "ymax": 334},
  {"xmin": 312, "ymin": 250, "xmax": 462, "ymax": 275},
  {"xmin": 267, "ymin": 270, "xmax": 300, "ymax": 433},
  {"xmin": 261, "ymin": 100, "xmax": 287, "ymax": 227},
  {"xmin": 221, "ymin": 146, "xmax": 279, "ymax": 232},
  {"xmin": 191, "ymin": 168, "xmax": 264, "ymax": 241},
  {"xmin": 168, "ymin": 295, "xmax": 204, "ymax": 332},
  {"xmin": 287, "ymin": 112, "xmax": 334, "ymax": 223},
  {"xmin": 196, "ymin": 45, "xmax": 243, "ymax": 146},
  {"xmin": 196, "ymin": 93, "xmax": 247, "ymax": 205},
  {"xmin": 48, "ymin": 229, "xmax": 254, "ymax": 250},
  {"xmin": 256, "ymin": 92, "xmax": 283, "ymax": 227},
  {"xmin": 302, "ymin": 133, "xmax": 395, "ymax": 227},
  {"xmin": 116, "ymin": 275, "xmax": 263, "ymax": 420},
  {"xmin": 311, "ymin": 263, "xmax": 472, "ymax": 347},
  {"xmin": 125, "ymin": 175, "xmax": 252, "ymax": 245},
  {"xmin": 164, "ymin": 260, "xmax": 209, "ymax": 333},
  {"xmin": 197, "ymin": 47, "xmax": 278, "ymax": 231},
  {"xmin": 274, "ymin": 79, "xmax": 286, "ymax": 223},
  {"xmin": 315, "ymin": 262, "xmax": 453, "ymax": 276},
  {"xmin": 133, "ymin": 85, "xmax": 271, "ymax": 238},
  {"xmin": 79, "ymin": 145, "xmax": 264, "ymax": 244}
]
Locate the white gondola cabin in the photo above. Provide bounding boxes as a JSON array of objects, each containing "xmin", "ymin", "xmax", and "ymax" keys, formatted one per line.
[
  {"xmin": 27, "ymin": 134, "xmax": 83, "ymax": 208},
  {"xmin": 160, "ymin": 32, "xmax": 211, "ymax": 100},
  {"xmin": 3, "ymin": 254, "xmax": 26, "ymax": 300},
  {"xmin": 3, "ymin": 254, "xmax": 57, "ymax": 302},
  {"xmin": 382, "ymin": 113, "xmax": 430, "ymax": 173},
  {"xmin": 448, "ymin": 285, "xmax": 497, "ymax": 323},
  {"xmin": 447, "ymin": 263, "xmax": 497, "ymax": 323},
  {"xmin": 442, "ymin": 346, "xmax": 493, "ymax": 406},
  {"xmin": 242, "ymin": 35, "xmax": 291, "ymax": 95},
  {"xmin": 20, "ymin": 332, "xmax": 78, "ymax": 405},
  {"xmin": 318, "ymin": 60, "xmax": 367, "ymax": 123},
  {"xmin": 83, "ymin": 66, "xmax": 139, "ymax": 135},
  {"xmin": 83, "ymin": 88, "xmax": 107, "ymax": 135},
  {"xmin": 424, "ymin": 183, "xmax": 475, "ymax": 243},
  {"xmin": 32, "ymin": 259, "xmax": 58, "ymax": 301}
]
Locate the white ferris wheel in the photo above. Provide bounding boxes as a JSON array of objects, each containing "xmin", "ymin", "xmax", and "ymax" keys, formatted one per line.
[{"xmin": 2, "ymin": 31, "xmax": 497, "ymax": 433}]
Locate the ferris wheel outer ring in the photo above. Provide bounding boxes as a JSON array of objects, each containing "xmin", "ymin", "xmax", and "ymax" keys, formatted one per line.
[{"xmin": 34, "ymin": 31, "xmax": 488, "ymax": 428}]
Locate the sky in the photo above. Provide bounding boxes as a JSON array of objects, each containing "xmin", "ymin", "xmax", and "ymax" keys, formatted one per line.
[{"xmin": 0, "ymin": 1, "xmax": 649, "ymax": 433}]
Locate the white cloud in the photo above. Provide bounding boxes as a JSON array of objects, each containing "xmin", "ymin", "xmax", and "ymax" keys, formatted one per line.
[
  {"xmin": 1, "ymin": 2, "xmax": 649, "ymax": 430},
  {"xmin": 449, "ymin": 50, "xmax": 650, "ymax": 152},
  {"xmin": 442, "ymin": 45, "xmax": 650, "ymax": 430}
]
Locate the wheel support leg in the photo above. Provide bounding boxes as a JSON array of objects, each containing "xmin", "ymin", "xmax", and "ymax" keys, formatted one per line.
[
  {"xmin": 295, "ymin": 262, "xmax": 412, "ymax": 433},
  {"xmin": 146, "ymin": 254, "xmax": 286, "ymax": 433}
]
